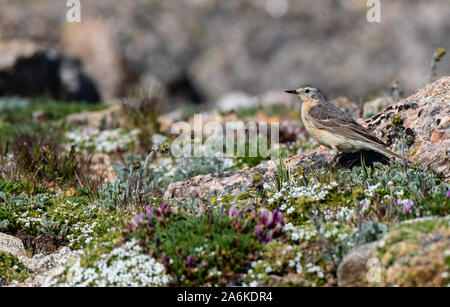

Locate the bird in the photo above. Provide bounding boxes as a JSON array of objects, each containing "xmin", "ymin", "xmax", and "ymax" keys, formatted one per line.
[{"xmin": 285, "ymin": 86, "xmax": 401, "ymax": 159}]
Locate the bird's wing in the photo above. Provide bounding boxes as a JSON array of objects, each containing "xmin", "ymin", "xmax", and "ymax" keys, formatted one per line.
[{"xmin": 308, "ymin": 103, "xmax": 387, "ymax": 147}]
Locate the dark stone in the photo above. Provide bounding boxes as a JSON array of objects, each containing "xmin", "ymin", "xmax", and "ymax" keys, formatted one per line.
[
  {"xmin": 166, "ymin": 72, "xmax": 205, "ymax": 105},
  {"xmin": 0, "ymin": 49, "xmax": 100, "ymax": 103},
  {"xmin": 430, "ymin": 107, "xmax": 442, "ymax": 117},
  {"xmin": 398, "ymin": 102, "xmax": 418, "ymax": 111}
]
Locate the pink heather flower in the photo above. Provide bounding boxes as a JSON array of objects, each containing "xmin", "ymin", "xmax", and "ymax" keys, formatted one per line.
[{"xmin": 447, "ymin": 190, "xmax": 450, "ymax": 198}]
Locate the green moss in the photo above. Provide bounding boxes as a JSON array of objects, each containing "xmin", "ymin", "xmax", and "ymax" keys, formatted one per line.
[
  {"xmin": 0, "ymin": 192, "xmax": 127, "ymax": 250},
  {"xmin": 127, "ymin": 210, "xmax": 263, "ymax": 286},
  {"xmin": 0, "ymin": 98, "xmax": 106, "ymax": 124},
  {"xmin": 0, "ymin": 252, "xmax": 30, "ymax": 285},
  {"xmin": 0, "ymin": 181, "xmax": 48, "ymax": 196},
  {"xmin": 377, "ymin": 216, "xmax": 449, "ymax": 256}
]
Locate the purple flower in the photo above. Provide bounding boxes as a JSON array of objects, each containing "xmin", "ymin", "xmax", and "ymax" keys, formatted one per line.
[
  {"xmin": 362, "ymin": 199, "xmax": 371, "ymax": 212},
  {"xmin": 186, "ymin": 255, "xmax": 193, "ymax": 267},
  {"xmin": 274, "ymin": 223, "xmax": 283, "ymax": 235},
  {"xmin": 254, "ymin": 209, "xmax": 284, "ymax": 244},
  {"xmin": 264, "ymin": 230, "xmax": 273, "ymax": 244},
  {"xmin": 272, "ymin": 209, "xmax": 283, "ymax": 225},
  {"xmin": 229, "ymin": 207, "xmax": 239, "ymax": 219},
  {"xmin": 133, "ymin": 213, "xmax": 145, "ymax": 225},
  {"xmin": 402, "ymin": 200, "xmax": 414, "ymax": 213},
  {"xmin": 447, "ymin": 190, "xmax": 450, "ymax": 198},
  {"xmin": 260, "ymin": 210, "xmax": 273, "ymax": 227},
  {"xmin": 254, "ymin": 224, "xmax": 262, "ymax": 237},
  {"xmin": 155, "ymin": 202, "xmax": 172, "ymax": 218},
  {"xmin": 145, "ymin": 205, "xmax": 153, "ymax": 218}
]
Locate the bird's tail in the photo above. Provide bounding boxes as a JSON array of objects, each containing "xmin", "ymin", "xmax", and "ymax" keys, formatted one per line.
[{"xmin": 371, "ymin": 144, "xmax": 404, "ymax": 160}]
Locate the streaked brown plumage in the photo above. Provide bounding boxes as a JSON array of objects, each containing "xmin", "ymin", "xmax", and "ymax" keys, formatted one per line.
[{"xmin": 285, "ymin": 86, "xmax": 401, "ymax": 159}]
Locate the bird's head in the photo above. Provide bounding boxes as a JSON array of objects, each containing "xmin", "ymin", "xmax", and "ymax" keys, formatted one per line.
[{"xmin": 285, "ymin": 86, "xmax": 326, "ymax": 102}]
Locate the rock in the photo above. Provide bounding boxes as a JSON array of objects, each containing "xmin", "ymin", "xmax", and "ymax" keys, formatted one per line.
[
  {"xmin": 330, "ymin": 96, "xmax": 360, "ymax": 119},
  {"xmin": 366, "ymin": 76, "xmax": 449, "ymax": 176},
  {"xmin": 0, "ymin": 40, "xmax": 39, "ymax": 70},
  {"xmin": 216, "ymin": 91, "xmax": 258, "ymax": 113},
  {"xmin": 1, "ymin": 232, "xmax": 74, "ymax": 287},
  {"xmin": 158, "ymin": 108, "xmax": 188, "ymax": 133},
  {"xmin": 66, "ymin": 104, "xmax": 124, "ymax": 129},
  {"xmin": 337, "ymin": 242, "xmax": 377, "ymax": 287},
  {"xmin": 62, "ymin": 18, "xmax": 123, "ymax": 101},
  {"xmin": 5, "ymin": 1, "xmax": 449, "ymax": 102},
  {"xmin": 22, "ymin": 247, "xmax": 73, "ymax": 276},
  {"xmin": 0, "ymin": 45, "xmax": 100, "ymax": 103},
  {"xmin": 363, "ymin": 96, "xmax": 395, "ymax": 119},
  {"xmin": 337, "ymin": 216, "xmax": 450, "ymax": 287},
  {"xmin": 377, "ymin": 216, "xmax": 450, "ymax": 287},
  {"xmin": 164, "ymin": 77, "xmax": 450, "ymax": 201},
  {"xmin": 259, "ymin": 90, "xmax": 298, "ymax": 110},
  {"xmin": 0, "ymin": 232, "xmax": 28, "ymax": 259}
]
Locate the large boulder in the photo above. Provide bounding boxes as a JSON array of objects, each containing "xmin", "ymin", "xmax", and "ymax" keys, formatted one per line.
[
  {"xmin": 377, "ymin": 216, "xmax": 450, "ymax": 287},
  {"xmin": 0, "ymin": 232, "xmax": 74, "ymax": 287},
  {"xmin": 164, "ymin": 77, "xmax": 450, "ymax": 201},
  {"xmin": 337, "ymin": 242, "xmax": 377, "ymax": 287},
  {"xmin": 0, "ymin": 42, "xmax": 100, "ymax": 103},
  {"xmin": 337, "ymin": 216, "xmax": 450, "ymax": 287},
  {"xmin": 0, "ymin": 232, "xmax": 28, "ymax": 259}
]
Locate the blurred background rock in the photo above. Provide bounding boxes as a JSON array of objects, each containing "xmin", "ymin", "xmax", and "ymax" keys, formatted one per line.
[{"xmin": 0, "ymin": 0, "xmax": 448, "ymax": 106}]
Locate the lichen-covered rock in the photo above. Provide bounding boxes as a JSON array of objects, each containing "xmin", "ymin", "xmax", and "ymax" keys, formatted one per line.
[
  {"xmin": 337, "ymin": 242, "xmax": 377, "ymax": 287},
  {"xmin": 337, "ymin": 216, "xmax": 450, "ymax": 287},
  {"xmin": 376, "ymin": 216, "xmax": 450, "ymax": 287},
  {"xmin": 0, "ymin": 232, "xmax": 28, "ymax": 259},
  {"xmin": 0, "ymin": 232, "xmax": 74, "ymax": 286},
  {"xmin": 5, "ymin": 246, "xmax": 75, "ymax": 287},
  {"xmin": 22, "ymin": 247, "xmax": 73, "ymax": 275},
  {"xmin": 366, "ymin": 76, "xmax": 449, "ymax": 177},
  {"xmin": 165, "ymin": 77, "xmax": 450, "ymax": 201},
  {"xmin": 21, "ymin": 247, "xmax": 74, "ymax": 287}
]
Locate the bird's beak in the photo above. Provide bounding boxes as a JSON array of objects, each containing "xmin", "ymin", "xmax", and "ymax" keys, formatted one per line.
[{"xmin": 284, "ymin": 90, "xmax": 298, "ymax": 95}]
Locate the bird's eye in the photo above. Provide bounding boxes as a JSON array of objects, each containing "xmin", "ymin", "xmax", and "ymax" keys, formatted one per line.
[{"xmin": 305, "ymin": 89, "xmax": 310, "ymax": 94}]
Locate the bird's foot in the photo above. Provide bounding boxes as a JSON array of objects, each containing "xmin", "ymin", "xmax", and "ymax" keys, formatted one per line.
[{"xmin": 329, "ymin": 151, "xmax": 341, "ymax": 166}]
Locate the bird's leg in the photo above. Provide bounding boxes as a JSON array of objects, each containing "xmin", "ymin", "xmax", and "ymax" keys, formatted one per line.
[{"xmin": 329, "ymin": 145, "xmax": 340, "ymax": 165}]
